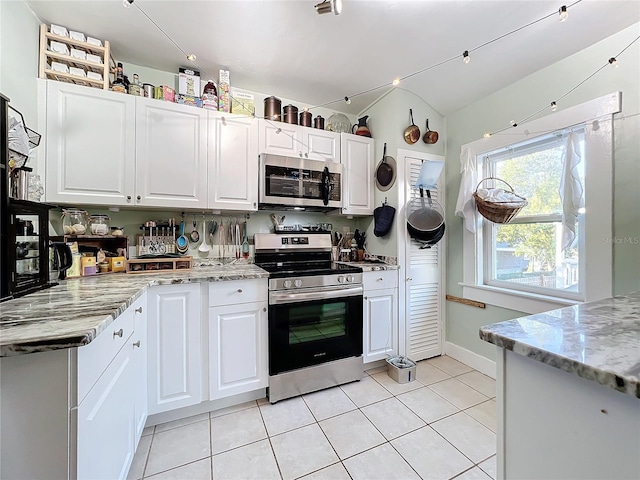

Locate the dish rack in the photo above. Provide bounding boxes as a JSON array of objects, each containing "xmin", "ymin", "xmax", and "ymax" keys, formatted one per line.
[
  {"xmin": 38, "ymin": 24, "xmax": 115, "ymax": 90},
  {"xmin": 8, "ymin": 106, "xmax": 41, "ymax": 169}
]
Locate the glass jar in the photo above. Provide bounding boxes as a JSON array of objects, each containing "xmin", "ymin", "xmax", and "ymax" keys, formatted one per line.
[
  {"xmin": 61, "ymin": 209, "xmax": 88, "ymax": 235},
  {"xmin": 89, "ymin": 214, "xmax": 111, "ymax": 235},
  {"xmin": 110, "ymin": 226, "xmax": 125, "ymax": 237}
]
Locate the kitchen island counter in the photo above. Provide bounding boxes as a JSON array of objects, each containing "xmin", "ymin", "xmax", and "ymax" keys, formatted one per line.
[
  {"xmin": 480, "ymin": 291, "xmax": 640, "ymax": 479},
  {"xmin": 0, "ymin": 264, "xmax": 269, "ymax": 357}
]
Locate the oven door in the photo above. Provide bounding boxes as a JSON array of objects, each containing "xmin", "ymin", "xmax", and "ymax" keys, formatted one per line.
[
  {"xmin": 259, "ymin": 154, "xmax": 342, "ymax": 209},
  {"xmin": 268, "ymin": 285, "xmax": 363, "ymax": 375}
]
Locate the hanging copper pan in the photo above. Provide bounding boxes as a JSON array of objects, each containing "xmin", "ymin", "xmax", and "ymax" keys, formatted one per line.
[
  {"xmin": 403, "ymin": 109, "xmax": 420, "ymax": 144},
  {"xmin": 423, "ymin": 119, "xmax": 439, "ymax": 144}
]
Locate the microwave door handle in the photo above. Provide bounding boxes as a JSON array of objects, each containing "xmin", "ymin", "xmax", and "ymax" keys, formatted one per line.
[{"xmin": 321, "ymin": 166, "xmax": 330, "ymax": 205}]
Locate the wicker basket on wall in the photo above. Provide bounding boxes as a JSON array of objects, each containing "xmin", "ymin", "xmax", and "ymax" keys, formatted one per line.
[{"xmin": 473, "ymin": 177, "xmax": 528, "ymax": 224}]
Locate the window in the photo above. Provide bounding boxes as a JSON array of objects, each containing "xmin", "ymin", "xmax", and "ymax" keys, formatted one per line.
[
  {"xmin": 482, "ymin": 131, "xmax": 585, "ymax": 301},
  {"xmin": 460, "ymin": 92, "xmax": 618, "ymax": 314}
]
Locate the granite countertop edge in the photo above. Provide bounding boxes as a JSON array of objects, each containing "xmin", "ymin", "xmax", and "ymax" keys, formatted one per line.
[
  {"xmin": 479, "ymin": 292, "xmax": 640, "ymax": 399},
  {"xmin": 0, "ymin": 265, "xmax": 269, "ymax": 358}
]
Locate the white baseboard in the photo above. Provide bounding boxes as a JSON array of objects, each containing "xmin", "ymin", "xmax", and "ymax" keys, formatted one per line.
[{"xmin": 444, "ymin": 342, "xmax": 496, "ymax": 379}]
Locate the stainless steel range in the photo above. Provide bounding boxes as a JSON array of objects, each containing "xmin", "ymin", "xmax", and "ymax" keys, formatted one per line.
[{"xmin": 254, "ymin": 233, "xmax": 364, "ymax": 403}]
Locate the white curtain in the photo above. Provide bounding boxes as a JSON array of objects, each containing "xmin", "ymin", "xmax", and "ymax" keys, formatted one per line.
[
  {"xmin": 455, "ymin": 146, "xmax": 478, "ymax": 233},
  {"xmin": 559, "ymin": 132, "xmax": 584, "ymax": 249}
]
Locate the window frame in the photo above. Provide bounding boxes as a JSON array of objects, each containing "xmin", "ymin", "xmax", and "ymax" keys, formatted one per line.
[
  {"xmin": 481, "ymin": 132, "xmax": 585, "ymax": 301},
  {"xmin": 460, "ymin": 92, "xmax": 619, "ymax": 314}
]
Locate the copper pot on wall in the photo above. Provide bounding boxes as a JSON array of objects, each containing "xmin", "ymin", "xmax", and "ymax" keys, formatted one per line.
[
  {"xmin": 314, "ymin": 115, "xmax": 325, "ymax": 129},
  {"xmin": 264, "ymin": 96, "xmax": 282, "ymax": 121},
  {"xmin": 283, "ymin": 105, "xmax": 299, "ymax": 124},
  {"xmin": 300, "ymin": 110, "xmax": 312, "ymax": 127}
]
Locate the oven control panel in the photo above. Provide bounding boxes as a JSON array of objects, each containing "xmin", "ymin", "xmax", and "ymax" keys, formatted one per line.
[
  {"xmin": 280, "ymin": 237, "xmax": 309, "ymax": 245},
  {"xmin": 270, "ymin": 272, "xmax": 363, "ymax": 291}
]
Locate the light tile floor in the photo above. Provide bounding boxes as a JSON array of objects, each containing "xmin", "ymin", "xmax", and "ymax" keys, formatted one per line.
[{"xmin": 129, "ymin": 356, "xmax": 497, "ymax": 480}]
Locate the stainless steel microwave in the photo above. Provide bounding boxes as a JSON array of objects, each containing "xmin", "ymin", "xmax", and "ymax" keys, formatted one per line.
[{"xmin": 259, "ymin": 154, "xmax": 342, "ymax": 210}]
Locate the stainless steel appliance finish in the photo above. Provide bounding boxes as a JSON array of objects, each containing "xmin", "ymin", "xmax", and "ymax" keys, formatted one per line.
[
  {"xmin": 268, "ymin": 356, "xmax": 363, "ymax": 404},
  {"xmin": 254, "ymin": 233, "xmax": 364, "ymax": 403},
  {"xmin": 259, "ymin": 154, "xmax": 342, "ymax": 210}
]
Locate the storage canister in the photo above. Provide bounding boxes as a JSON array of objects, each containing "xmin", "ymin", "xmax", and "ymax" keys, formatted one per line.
[
  {"xmin": 283, "ymin": 105, "xmax": 299, "ymax": 124},
  {"xmin": 299, "ymin": 110, "xmax": 312, "ymax": 127},
  {"xmin": 264, "ymin": 96, "xmax": 282, "ymax": 121},
  {"xmin": 313, "ymin": 115, "xmax": 325, "ymax": 129},
  {"xmin": 143, "ymin": 83, "xmax": 155, "ymax": 98}
]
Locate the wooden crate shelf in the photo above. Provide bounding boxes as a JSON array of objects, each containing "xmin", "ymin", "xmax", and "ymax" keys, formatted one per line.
[
  {"xmin": 126, "ymin": 256, "xmax": 193, "ymax": 274},
  {"xmin": 39, "ymin": 24, "xmax": 114, "ymax": 90}
]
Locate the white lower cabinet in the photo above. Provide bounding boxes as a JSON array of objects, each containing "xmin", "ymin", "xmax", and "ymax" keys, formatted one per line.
[
  {"xmin": 363, "ymin": 271, "xmax": 399, "ymax": 363},
  {"xmin": 147, "ymin": 284, "xmax": 202, "ymax": 415},
  {"xmin": 209, "ymin": 302, "xmax": 268, "ymax": 399},
  {"xmin": 77, "ymin": 340, "xmax": 136, "ymax": 480}
]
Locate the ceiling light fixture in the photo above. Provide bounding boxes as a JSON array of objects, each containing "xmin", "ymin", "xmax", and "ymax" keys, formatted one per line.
[
  {"xmin": 123, "ymin": 0, "xmax": 133, "ymax": 7},
  {"xmin": 344, "ymin": 96, "xmax": 351, "ymax": 105},
  {"xmin": 483, "ymin": 133, "xmax": 491, "ymax": 138},
  {"xmin": 559, "ymin": 5, "xmax": 568, "ymax": 22},
  {"xmin": 392, "ymin": 78, "xmax": 400, "ymax": 86},
  {"xmin": 186, "ymin": 53, "xmax": 196, "ymax": 61},
  {"xmin": 315, "ymin": 0, "xmax": 342, "ymax": 16},
  {"xmin": 510, "ymin": 120, "xmax": 518, "ymax": 127},
  {"xmin": 608, "ymin": 57, "xmax": 618, "ymax": 67},
  {"xmin": 462, "ymin": 50, "xmax": 470, "ymax": 64},
  {"xmin": 550, "ymin": 101, "xmax": 558, "ymax": 111}
]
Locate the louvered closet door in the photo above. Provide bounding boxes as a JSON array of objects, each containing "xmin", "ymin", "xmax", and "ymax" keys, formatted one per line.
[{"xmin": 405, "ymin": 159, "xmax": 443, "ymax": 361}]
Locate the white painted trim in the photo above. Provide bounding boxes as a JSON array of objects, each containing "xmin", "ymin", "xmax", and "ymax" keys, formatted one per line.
[
  {"xmin": 460, "ymin": 283, "xmax": 578, "ymax": 315},
  {"xmin": 444, "ymin": 341, "xmax": 496, "ymax": 379},
  {"xmin": 461, "ymin": 92, "xmax": 618, "ymax": 309}
]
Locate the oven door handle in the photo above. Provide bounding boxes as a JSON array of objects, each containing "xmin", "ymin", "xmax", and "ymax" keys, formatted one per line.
[{"xmin": 270, "ymin": 286, "xmax": 363, "ymax": 305}]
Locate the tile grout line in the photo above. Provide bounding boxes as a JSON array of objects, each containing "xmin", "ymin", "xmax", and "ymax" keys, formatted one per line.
[{"xmin": 256, "ymin": 400, "xmax": 285, "ymax": 480}]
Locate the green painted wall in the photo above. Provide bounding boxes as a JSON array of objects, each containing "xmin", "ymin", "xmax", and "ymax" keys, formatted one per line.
[{"xmin": 444, "ymin": 23, "xmax": 640, "ymax": 360}]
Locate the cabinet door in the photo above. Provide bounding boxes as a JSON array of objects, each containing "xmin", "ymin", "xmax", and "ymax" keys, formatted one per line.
[
  {"xmin": 341, "ymin": 134, "xmax": 374, "ymax": 215},
  {"xmin": 209, "ymin": 302, "xmax": 268, "ymax": 400},
  {"xmin": 305, "ymin": 129, "xmax": 341, "ymax": 163},
  {"xmin": 208, "ymin": 113, "xmax": 258, "ymax": 210},
  {"xmin": 77, "ymin": 341, "xmax": 135, "ymax": 480},
  {"xmin": 147, "ymin": 284, "xmax": 202, "ymax": 415},
  {"xmin": 135, "ymin": 98, "xmax": 208, "ymax": 208},
  {"xmin": 132, "ymin": 294, "xmax": 147, "ymax": 441},
  {"xmin": 258, "ymin": 120, "xmax": 303, "ymax": 157},
  {"xmin": 363, "ymin": 288, "xmax": 398, "ymax": 363},
  {"xmin": 45, "ymin": 81, "xmax": 135, "ymax": 205}
]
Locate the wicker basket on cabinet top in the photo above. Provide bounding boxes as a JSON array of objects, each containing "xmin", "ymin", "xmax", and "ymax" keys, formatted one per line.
[{"xmin": 38, "ymin": 24, "xmax": 114, "ymax": 90}]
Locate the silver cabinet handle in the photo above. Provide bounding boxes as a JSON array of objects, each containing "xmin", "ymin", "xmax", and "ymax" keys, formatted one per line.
[
  {"xmin": 377, "ymin": 277, "xmax": 384, "ymax": 281},
  {"xmin": 133, "ymin": 340, "xmax": 141, "ymax": 348},
  {"xmin": 406, "ymin": 277, "xmax": 413, "ymax": 281},
  {"xmin": 364, "ymin": 296, "xmax": 368, "ymax": 300},
  {"xmin": 263, "ymin": 307, "xmax": 266, "ymax": 312},
  {"xmin": 136, "ymin": 195, "xmax": 141, "ymax": 201},
  {"xmin": 113, "ymin": 328, "xmax": 123, "ymax": 338},
  {"xmin": 126, "ymin": 195, "xmax": 132, "ymax": 202},
  {"xmin": 237, "ymin": 289, "xmax": 243, "ymax": 293},
  {"xmin": 135, "ymin": 307, "xmax": 143, "ymax": 313}
]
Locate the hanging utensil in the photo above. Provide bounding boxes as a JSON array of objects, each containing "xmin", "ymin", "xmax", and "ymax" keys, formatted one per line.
[
  {"xmin": 423, "ymin": 119, "xmax": 439, "ymax": 144},
  {"xmin": 235, "ymin": 220, "xmax": 241, "ymax": 259},
  {"xmin": 242, "ymin": 221, "xmax": 250, "ymax": 258},
  {"xmin": 198, "ymin": 218, "xmax": 210, "ymax": 253},
  {"xmin": 218, "ymin": 220, "xmax": 225, "ymax": 260},
  {"xmin": 403, "ymin": 109, "xmax": 420, "ymax": 145},
  {"xmin": 176, "ymin": 219, "xmax": 189, "ymax": 254},
  {"xmin": 190, "ymin": 215, "xmax": 200, "ymax": 243},
  {"xmin": 375, "ymin": 142, "xmax": 397, "ymax": 192}
]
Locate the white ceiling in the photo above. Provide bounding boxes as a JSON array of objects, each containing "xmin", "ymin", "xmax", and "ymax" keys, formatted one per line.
[{"xmin": 26, "ymin": 0, "xmax": 640, "ymax": 116}]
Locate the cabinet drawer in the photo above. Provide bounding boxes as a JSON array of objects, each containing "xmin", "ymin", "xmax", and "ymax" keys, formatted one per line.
[
  {"xmin": 209, "ymin": 279, "xmax": 267, "ymax": 306},
  {"xmin": 363, "ymin": 270, "xmax": 399, "ymax": 291},
  {"xmin": 77, "ymin": 305, "xmax": 135, "ymax": 403}
]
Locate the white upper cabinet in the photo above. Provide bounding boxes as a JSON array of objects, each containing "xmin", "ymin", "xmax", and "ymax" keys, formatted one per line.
[
  {"xmin": 44, "ymin": 81, "xmax": 136, "ymax": 205},
  {"xmin": 258, "ymin": 119, "xmax": 340, "ymax": 163},
  {"xmin": 341, "ymin": 134, "xmax": 374, "ymax": 215},
  {"xmin": 208, "ymin": 112, "xmax": 259, "ymax": 211},
  {"xmin": 135, "ymin": 98, "xmax": 208, "ymax": 209}
]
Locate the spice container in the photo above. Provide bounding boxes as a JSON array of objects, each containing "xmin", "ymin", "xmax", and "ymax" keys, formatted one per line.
[
  {"xmin": 98, "ymin": 262, "xmax": 110, "ymax": 273},
  {"xmin": 111, "ymin": 226, "xmax": 125, "ymax": 237},
  {"xmin": 89, "ymin": 214, "xmax": 110, "ymax": 235},
  {"xmin": 62, "ymin": 209, "xmax": 88, "ymax": 235}
]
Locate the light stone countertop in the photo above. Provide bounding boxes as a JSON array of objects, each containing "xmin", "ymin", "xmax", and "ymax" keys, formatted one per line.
[
  {"xmin": 336, "ymin": 261, "xmax": 400, "ymax": 272},
  {"xmin": 0, "ymin": 265, "xmax": 269, "ymax": 357},
  {"xmin": 480, "ymin": 291, "xmax": 640, "ymax": 398}
]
